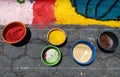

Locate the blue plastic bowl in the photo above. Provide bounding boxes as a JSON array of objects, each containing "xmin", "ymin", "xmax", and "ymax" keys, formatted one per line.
[{"xmin": 70, "ymin": 40, "xmax": 96, "ymax": 66}]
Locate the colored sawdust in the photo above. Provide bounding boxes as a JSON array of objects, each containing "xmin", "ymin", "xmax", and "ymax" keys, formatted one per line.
[
  {"xmin": 54, "ymin": 0, "xmax": 120, "ymax": 27},
  {"xmin": 32, "ymin": 0, "xmax": 56, "ymax": 29},
  {"xmin": 48, "ymin": 29, "xmax": 66, "ymax": 45},
  {"xmin": 5, "ymin": 26, "xmax": 25, "ymax": 42}
]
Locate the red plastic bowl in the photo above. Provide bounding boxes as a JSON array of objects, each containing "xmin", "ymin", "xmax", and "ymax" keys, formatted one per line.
[{"xmin": 2, "ymin": 21, "xmax": 27, "ymax": 44}]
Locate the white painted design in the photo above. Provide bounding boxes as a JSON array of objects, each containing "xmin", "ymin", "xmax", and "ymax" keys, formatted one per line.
[{"xmin": 0, "ymin": 0, "xmax": 33, "ymax": 25}]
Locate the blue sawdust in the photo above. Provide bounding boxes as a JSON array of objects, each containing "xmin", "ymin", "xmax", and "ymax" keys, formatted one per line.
[{"xmin": 71, "ymin": 0, "xmax": 120, "ymax": 21}]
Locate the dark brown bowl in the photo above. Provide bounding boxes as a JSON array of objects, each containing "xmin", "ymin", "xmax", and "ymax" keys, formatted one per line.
[{"xmin": 97, "ymin": 31, "xmax": 119, "ymax": 52}]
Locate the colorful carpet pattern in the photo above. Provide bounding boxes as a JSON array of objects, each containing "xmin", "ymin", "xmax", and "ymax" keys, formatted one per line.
[{"xmin": 0, "ymin": 0, "xmax": 120, "ymax": 28}]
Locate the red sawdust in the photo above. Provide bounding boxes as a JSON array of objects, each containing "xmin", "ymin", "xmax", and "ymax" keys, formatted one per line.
[
  {"xmin": 32, "ymin": 0, "xmax": 56, "ymax": 29},
  {"xmin": 5, "ymin": 26, "xmax": 25, "ymax": 42}
]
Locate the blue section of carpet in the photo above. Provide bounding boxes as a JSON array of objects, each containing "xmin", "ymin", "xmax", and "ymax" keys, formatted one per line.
[{"xmin": 71, "ymin": 0, "xmax": 120, "ymax": 20}]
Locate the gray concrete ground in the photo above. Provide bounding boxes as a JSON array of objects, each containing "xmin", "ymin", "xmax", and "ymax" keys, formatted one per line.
[{"xmin": 0, "ymin": 25, "xmax": 120, "ymax": 77}]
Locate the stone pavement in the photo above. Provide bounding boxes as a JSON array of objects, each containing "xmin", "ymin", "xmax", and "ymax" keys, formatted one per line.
[{"xmin": 0, "ymin": 25, "xmax": 120, "ymax": 77}]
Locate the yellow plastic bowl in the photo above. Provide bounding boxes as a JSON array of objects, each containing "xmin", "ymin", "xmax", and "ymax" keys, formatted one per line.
[{"xmin": 47, "ymin": 28, "xmax": 67, "ymax": 45}]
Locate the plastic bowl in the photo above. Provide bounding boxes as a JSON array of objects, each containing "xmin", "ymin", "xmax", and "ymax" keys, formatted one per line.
[
  {"xmin": 2, "ymin": 21, "xmax": 27, "ymax": 44},
  {"xmin": 40, "ymin": 45, "xmax": 62, "ymax": 66},
  {"xmin": 70, "ymin": 40, "xmax": 96, "ymax": 66},
  {"xmin": 47, "ymin": 28, "xmax": 67, "ymax": 46},
  {"xmin": 97, "ymin": 31, "xmax": 119, "ymax": 52}
]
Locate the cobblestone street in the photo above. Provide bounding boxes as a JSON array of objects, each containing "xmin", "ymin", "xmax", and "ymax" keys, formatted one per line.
[{"xmin": 0, "ymin": 25, "xmax": 120, "ymax": 77}]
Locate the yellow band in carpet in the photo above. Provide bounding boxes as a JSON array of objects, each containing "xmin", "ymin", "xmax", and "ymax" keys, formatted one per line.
[{"xmin": 54, "ymin": 0, "xmax": 120, "ymax": 27}]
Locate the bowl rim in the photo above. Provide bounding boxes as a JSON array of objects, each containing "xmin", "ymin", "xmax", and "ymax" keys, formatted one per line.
[
  {"xmin": 47, "ymin": 28, "xmax": 67, "ymax": 46},
  {"xmin": 70, "ymin": 40, "xmax": 96, "ymax": 65},
  {"xmin": 40, "ymin": 45, "xmax": 62, "ymax": 66},
  {"xmin": 2, "ymin": 21, "xmax": 27, "ymax": 44},
  {"xmin": 97, "ymin": 31, "xmax": 119, "ymax": 52}
]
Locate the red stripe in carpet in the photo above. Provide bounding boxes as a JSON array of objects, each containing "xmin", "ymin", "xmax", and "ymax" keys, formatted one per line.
[{"xmin": 32, "ymin": 0, "xmax": 56, "ymax": 29}]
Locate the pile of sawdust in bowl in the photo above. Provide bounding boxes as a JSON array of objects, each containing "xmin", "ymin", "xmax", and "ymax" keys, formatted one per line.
[
  {"xmin": 71, "ymin": 40, "xmax": 96, "ymax": 65},
  {"xmin": 73, "ymin": 44, "xmax": 92, "ymax": 63}
]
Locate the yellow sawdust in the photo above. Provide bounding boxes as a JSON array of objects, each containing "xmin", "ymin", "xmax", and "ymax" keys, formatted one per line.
[{"xmin": 54, "ymin": 0, "xmax": 120, "ymax": 27}]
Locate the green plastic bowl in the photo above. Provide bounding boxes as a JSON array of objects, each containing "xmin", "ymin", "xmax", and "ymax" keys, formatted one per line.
[{"xmin": 40, "ymin": 45, "xmax": 61, "ymax": 66}]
